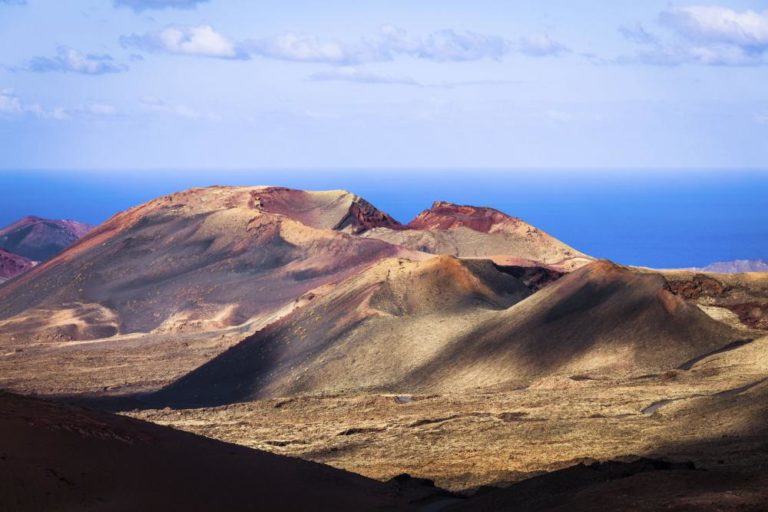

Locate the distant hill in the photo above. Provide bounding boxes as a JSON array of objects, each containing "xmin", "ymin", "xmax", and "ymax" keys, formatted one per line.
[
  {"xmin": 0, "ymin": 215, "xmax": 92, "ymax": 261},
  {"xmin": 698, "ymin": 260, "xmax": 768, "ymax": 273},
  {"xmin": 0, "ymin": 187, "xmax": 589, "ymax": 344},
  {"xmin": 0, "ymin": 187, "xmax": 416, "ymax": 342},
  {"xmin": 0, "ymin": 249, "xmax": 35, "ymax": 284}
]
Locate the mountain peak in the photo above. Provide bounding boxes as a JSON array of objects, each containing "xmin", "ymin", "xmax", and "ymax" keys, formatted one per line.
[
  {"xmin": 409, "ymin": 201, "xmax": 521, "ymax": 233},
  {"xmin": 0, "ymin": 216, "xmax": 93, "ymax": 261}
]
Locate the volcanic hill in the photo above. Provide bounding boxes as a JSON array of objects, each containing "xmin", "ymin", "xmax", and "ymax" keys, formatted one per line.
[
  {"xmin": 2, "ymin": 185, "xmax": 768, "ymax": 509},
  {"xmin": 0, "ymin": 249, "xmax": 35, "ymax": 284},
  {"xmin": 0, "ymin": 187, "xmax": 413, "ymax": 343},
  {"xmin": 154, "ymin": 259, "xmax": 744, "ymax": 407},
  {"xmin": 363, "ymin": 201, "xmax": 592, "ymax": 271},
  {"xmin": 0, "ymin": 216, "xmax": 91, "ymax": 262}
]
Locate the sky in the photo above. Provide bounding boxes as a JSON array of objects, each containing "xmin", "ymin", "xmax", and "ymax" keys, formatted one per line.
[{"xmin": 0, "ymin": 0, "xmax": 767, "ymax": 170}]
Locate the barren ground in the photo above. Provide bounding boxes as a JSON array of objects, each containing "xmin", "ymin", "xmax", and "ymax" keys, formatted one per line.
[{"xmin": 127, "ymin": 335, "xmax": 768, "ymax": 492}]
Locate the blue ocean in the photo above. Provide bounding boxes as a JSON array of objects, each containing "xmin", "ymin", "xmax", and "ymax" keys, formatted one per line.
[{"xmin": 1, "ymin": 169, "xmax": 765, "ymax": 269}]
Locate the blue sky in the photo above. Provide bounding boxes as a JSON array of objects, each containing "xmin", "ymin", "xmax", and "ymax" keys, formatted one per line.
[{"xmin": 1, "ymin": 0, "xmax": 767, "ymax": 170}]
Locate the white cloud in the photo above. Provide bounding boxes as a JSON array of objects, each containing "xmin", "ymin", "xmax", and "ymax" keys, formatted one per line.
[
  {"xmin": 253, "ymin": 26, "xmax": 514, "ymax": 64},
  {"xmin": 622, "ymin": 6, "xmax": 768, "ymax": 66},
  {"xmin": 755, "ymin": 113, "xmax": 768, "ymax": 125},
  {"xmin": 622, "ymin": 44, "xmax": 764, "ymax": 66},
  {"xmin": 518, "ymin": 34, "xmax": 569, "ymax": 57},
  {"xmin": 122, "ymin": 25, "xmax": 244, "ymax": 59},
  {"xmin": 0, "ymin": 89, "xmax": 23, "ymax": 114},
  {"xmin": 0, "ymin": 89, "xmax": 71, "ymax": 120},
  {"xmin": 661, "ymin": 6, "xmax": 768, "ymax": 50},
  {"xmin": 27, "ymin": 47, "xmax": 127, "ymax": 75},
  {"xmin": 379, "ymin": 25, "xmax": 509, "ymax": 62},
  {"xmin": 125, "ymin": 25, "xmax": 565, "ymax": 64},
  {"xmin": 247, "ymin": 33, "xmax": 383, "ymax": 64}
]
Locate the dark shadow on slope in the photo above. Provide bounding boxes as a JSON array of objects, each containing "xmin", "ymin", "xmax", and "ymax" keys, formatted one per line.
[
  {"xmin": 677, "ymin": 338, "xmax": 754, "ymax": 370},
  {"xmin": 0, "ymin": 391, "xmax": 440, "ymax": 511},
  {"xmin": 395, "ymin": 261, "xmax": 745, "ymax": 392},
  {"xmin": 146, "ymin": 258, "xmax": 533, "ymax": 408},
  {"xmin": 452, "ymin": 379, "xmax": 768, "ymax": 511}
]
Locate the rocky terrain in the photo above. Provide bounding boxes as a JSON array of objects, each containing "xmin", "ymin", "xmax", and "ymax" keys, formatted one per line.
[{"xmin": 2, "ymin": 185, "xmax": 768, "ymax": 510}]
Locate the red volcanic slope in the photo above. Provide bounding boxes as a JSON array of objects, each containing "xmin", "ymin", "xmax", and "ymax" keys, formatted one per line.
[
  {"xmin": 0, "ymin": 216, "xmax": 93, "ymax": 261},
  {"xmin": 254, "ymin": 187, "xmax": 403, "ymax": 233},
  {"xmin": 408, "ymin": 201, "xmax": 522, "ymax": 233},
  {"xmin": 0, "ymin": 186, "xmax": 416, "ymax": 339},
  {"xmin": 0, "ymin": 249, "xmax": 35, "ymax": 282}
]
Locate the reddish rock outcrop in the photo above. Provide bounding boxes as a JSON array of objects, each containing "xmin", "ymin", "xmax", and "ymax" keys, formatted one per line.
[{"xmin": 408, "ymin": 201, "xmax": 521, "ymax": 233}]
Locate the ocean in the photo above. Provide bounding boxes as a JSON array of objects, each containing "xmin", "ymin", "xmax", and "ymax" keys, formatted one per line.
[{"xmin": 1, "ymin": 169, "xmax": 766, "ymax": 269}]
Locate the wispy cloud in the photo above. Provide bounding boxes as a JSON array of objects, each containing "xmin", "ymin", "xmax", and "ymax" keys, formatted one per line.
[
  {"xmin": 0, "ymin": 89, "xmax": 70, "ymax": 120},
  {"xmin": 376, "ymin": 25, "xmax": 510, "ymax": 62},
  {"xmin": 620, "ymin": 5, "xmax": 768, "ymax": 66},
  {"xmin": 308, "ymin": 67, "xmax": 419, "ymax": 86},
  {"xmin": 246, "ymin": 33, "xmax": 378, "ymax": 64},
  {"xmin": 114, "ymin": 0, "xmax": 208, "ymax": 12},
  {"xmin": 618, "ymin": 23, "xmax": 658, "ymax": 45},
  {"xmin": 0, "ymin": 0, "xmax": 26, "ymax": 5},
  {"xmin": 517, "ymin": 34, "xmax": 570, "ymax": 57},
  {"xmin": 660, "ymin": 6, "xmax": 768, "ymax": 50},
  {"xmin": 139, "ymin": 96, "xmax": 216, "ymax": 120},
  {"xmin": 122, "ymin": 25, "xmax": 245, "ymax": 59},
  {"xmin": 27, "ymin": 47, "xmax": 127, "ymax": 75},
  {"xmin": 125, "ymin": 25, "xmax": 568, "ymax": 64}
]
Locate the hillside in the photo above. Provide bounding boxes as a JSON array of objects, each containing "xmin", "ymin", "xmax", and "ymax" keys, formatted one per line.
[
  {"xmin": 363, "ymin": 201, "xmax": 591, "ymax": 271},
  {"xmin": 0, "ymin": 216, "xmax": 91, "ymax": 261},
  {"xmin": 154, "ymin": 259, "xmax": 743, "ymax": 407},
  {"xmin": 0, "ymin": 187, "xmax": 413, "ymax": 343},
  {"xmin": 0, "ymin": 391, "xmax": 427, "ymax": 511}
]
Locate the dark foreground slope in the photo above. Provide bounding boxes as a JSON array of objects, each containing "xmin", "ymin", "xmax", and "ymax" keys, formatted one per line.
[
  {"xmin": 450, "ymin": 459, "xmax": 768, "ymax": 512},
  {"xmin": 153, "ymin": 259, "xmax": 744, "ymax": 407},
  {"xmin": 0, "ymin": 391, "xmax": 428, "ymax": 512}
]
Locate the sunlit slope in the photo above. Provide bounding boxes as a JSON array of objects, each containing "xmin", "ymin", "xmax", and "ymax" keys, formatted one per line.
[
  {"xmin": 155, "ymin": 259, "xmax": 742, "ymax": 406},
  {"xmin": 364, "ymin": 201, "xmax": 591, "ymax": 271},
  {"xmin": 0, "ymin": 186, "xmax": 411, "ymax": 341}
]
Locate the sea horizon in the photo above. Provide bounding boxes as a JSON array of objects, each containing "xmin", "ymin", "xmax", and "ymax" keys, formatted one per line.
[{"xmin": 2, "ymin": 168, "xmax": 766, "ymax": 269}]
